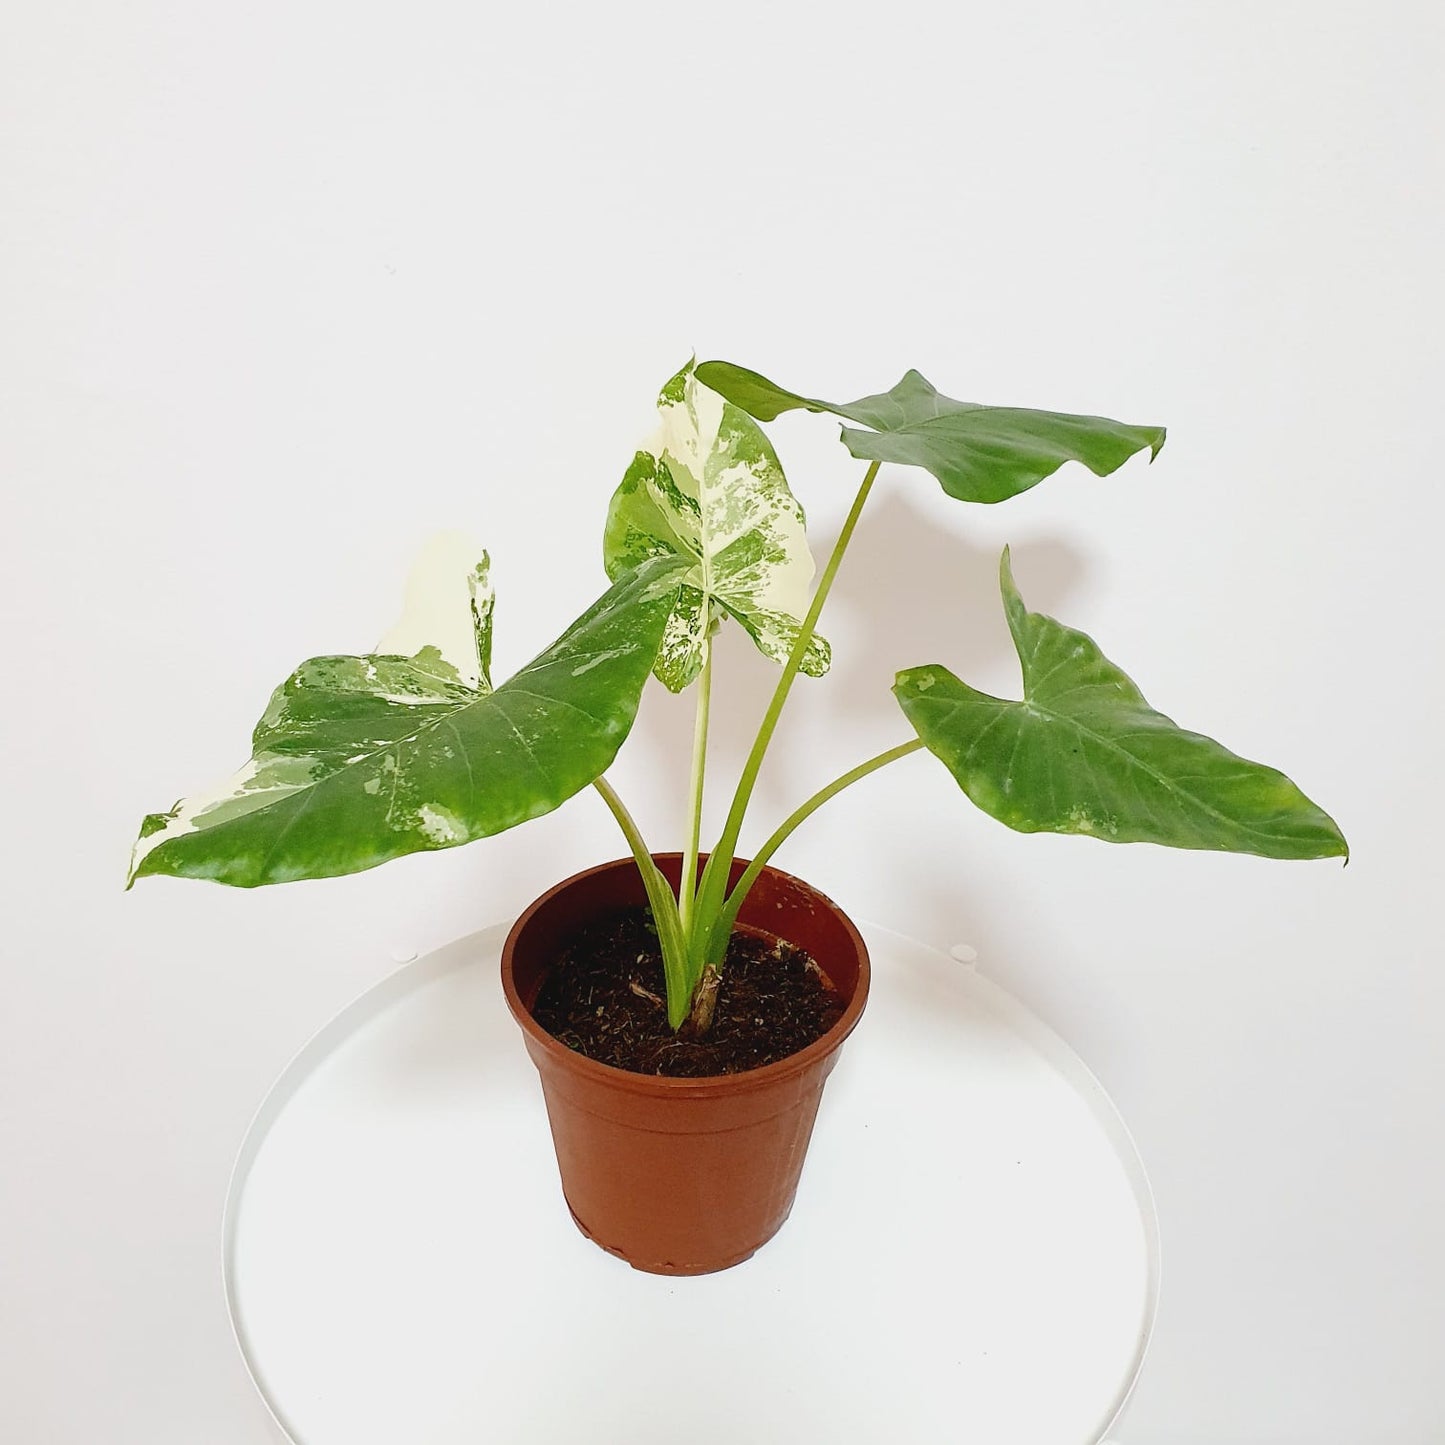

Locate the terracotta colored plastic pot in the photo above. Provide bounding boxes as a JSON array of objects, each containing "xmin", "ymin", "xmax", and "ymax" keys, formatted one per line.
[{"xmin": 501, "ymin": 854, "xmax": 870, "ymax": 1275}]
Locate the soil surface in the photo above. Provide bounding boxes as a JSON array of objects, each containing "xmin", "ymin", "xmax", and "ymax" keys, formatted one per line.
[{"xmin": 530, "ymin": 907, "xmax": 845, "ymax": 1077}]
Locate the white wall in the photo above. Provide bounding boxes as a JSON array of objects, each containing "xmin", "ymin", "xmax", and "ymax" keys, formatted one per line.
[{"xmin": 4, "ymin": 2, "xmax": 1441, "ymax": 1440}]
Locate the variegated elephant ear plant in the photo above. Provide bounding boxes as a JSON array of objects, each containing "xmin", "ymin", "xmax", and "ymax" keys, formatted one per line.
[{"xmin": 129, "ymin": 360, "xmax": 1347, "ymax": 1033}]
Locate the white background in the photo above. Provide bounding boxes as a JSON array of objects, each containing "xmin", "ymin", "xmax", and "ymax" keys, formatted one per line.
[{"xmin": 3, "ymin": 2, "xmax": 1441, "ymax": 1441}]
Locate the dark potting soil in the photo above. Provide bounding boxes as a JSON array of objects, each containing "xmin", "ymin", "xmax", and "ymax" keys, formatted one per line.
[{"xmin": 530, "ymin": 907, "xmax": 845, "ymax": 1077}]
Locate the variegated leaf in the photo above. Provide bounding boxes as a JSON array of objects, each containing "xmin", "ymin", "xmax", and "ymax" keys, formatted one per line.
[
  {"xmin": 604, "ymin": 362, "xmax": 830, "ymax": 692},
  {"xmin": 129, "ymin": 548, "xmax": 685, "ymax": 887},
  {"xmin": 695, "ymin": 360, "xmax": 1165, "ymax": 505},
  {"xmin": 894, "ymin": 550, "xmax": 1348, "ymax": 860},
  {"xmin": 372, "ymin": 531, "xmax": 496, "ymax": 690}
]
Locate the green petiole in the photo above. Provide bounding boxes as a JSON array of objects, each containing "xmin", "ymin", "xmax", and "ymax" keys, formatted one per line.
[{"xmin": 689, "ymin": 460, "xmax": 883, "ymax": 975}]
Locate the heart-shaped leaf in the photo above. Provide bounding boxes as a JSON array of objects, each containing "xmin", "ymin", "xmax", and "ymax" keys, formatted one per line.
[
  {"xmin": 894, "ymin": 550, "xmax": 1348, "ymax": 860},
  {"xmin": 695, "ymin": 360, "xmax": 1164, "ymax": 504},
  {"xmin": 129, "ymin": 548, "xmax": 685, "ymax": 887},
  {"xmin": 604, "ymin": 362, "xmax": 829, "ymax": 691}
]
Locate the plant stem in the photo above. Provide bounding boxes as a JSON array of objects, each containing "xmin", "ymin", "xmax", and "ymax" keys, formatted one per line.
[
  {"xmin": 592, "ymin": 774, "xmax": 651, "ymax": 868},
  {"xmin": 592, "ymin": 776, "xmax": 691, "ymax": 1028},
  {"xmin": 690, "ymin": 459, "xmax": 884, "ymax": 964},
  {"xmin": 678, "ymin": 637, "xmax": 713, "ymax": 938},
  {"xmin": 711, "ymin": 739, "xmax": 925, "ymax": 951}
]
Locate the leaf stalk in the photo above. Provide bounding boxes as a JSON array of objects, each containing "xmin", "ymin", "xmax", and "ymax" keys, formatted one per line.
[
  {"xmin": 689, "ymin": 460, "xmax": 884, "ymax": 969},
  {"xmin": 708, "ymin": 738, "xmax": 925, "ymax": 956},
  {"xmin": 592, "ymin": 776, "xmax": 691, "ymax": 1028},
  {"xmin": 678, "ymin": 636, "xmax": 713, "ymax": 938}
]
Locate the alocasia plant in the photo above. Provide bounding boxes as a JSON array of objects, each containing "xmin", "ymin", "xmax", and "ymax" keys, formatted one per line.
[{"xmin": 130, "ymin": 360, "xmax": 1347, "ymax": 1031}]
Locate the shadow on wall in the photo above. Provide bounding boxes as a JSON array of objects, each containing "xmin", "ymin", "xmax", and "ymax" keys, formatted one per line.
[
  {"xmin": 813, "ymin": 486, "xmax": 1092, "ymax": 962},
  {"xmin": 822, "ymin": 486, "xmax": 1087, "ymax": 716}
]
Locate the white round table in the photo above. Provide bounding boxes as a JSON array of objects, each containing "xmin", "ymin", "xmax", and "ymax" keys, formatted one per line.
[{"xmin": 225, "ymin": 923, "xmax": 1158, "ymax": 1444}]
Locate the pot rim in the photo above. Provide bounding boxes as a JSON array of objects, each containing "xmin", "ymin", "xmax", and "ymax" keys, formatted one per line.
[{"xmin": 500, "ymin": 854, "xmax": 871, "ymax": 1099}]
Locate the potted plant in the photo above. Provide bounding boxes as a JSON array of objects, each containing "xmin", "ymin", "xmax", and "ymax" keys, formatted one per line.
[{"xmin": 129, "ymin": 358, "xmax": 1347, "ymax": 1274}]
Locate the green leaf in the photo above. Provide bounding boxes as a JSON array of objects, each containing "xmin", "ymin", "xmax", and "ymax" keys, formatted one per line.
[
  {"xmin": 695, "ymin": 360, "xmax": 1165, "ymax": 504},
  {"xmin": 604, "ymin": 361, "xmax": 829, "ymax": 692},
  {"xmin": 129, "ymin": 548, "xmax": 686, "ymax": 888},
  {"xmin": 894, "ymin": 550, "xmax": 1348, "ymax": 861}
]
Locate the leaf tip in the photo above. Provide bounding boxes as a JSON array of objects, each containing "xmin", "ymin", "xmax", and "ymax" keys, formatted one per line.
[
  {"xmin": 998, "ymin": 544, "xmax": 1018, "ymax": 595},
  {"xmin": 125, "ymin": 840, "xmax": 160, "ymax": 890},
  {"xmin": 1147, "ymin": 426, "xmax": 1167, "ymax": 462},
  {"xmin": 1306, "ymin": 802, "xmax": 1349, "ymax": 865}
]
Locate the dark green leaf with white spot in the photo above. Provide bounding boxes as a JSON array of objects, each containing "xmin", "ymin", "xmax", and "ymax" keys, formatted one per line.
[
  {"xmin": 894, "ymin": 550, "xmax": 1348, "ymax": 860},
  {"xmin": 129, "ymin": 549, "xmax": 686, "ymax": 887},
  {"xmin": 695, "ymin": 360, "xmax": 1165, "ymax": 504}
]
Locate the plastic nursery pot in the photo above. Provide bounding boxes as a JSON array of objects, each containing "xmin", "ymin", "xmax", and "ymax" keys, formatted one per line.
[{"xmin": 500, "ymin": 853, "xmax": 870, "ymax": 1276}]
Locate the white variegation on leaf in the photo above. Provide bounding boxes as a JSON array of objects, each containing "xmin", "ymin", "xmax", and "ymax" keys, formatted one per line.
[
  {"xmin": 128, "ymin": 545, "xmax": 685, "ymax": 888},
  {"xmin": 604, "ymin": 363, "xmax": 830, "ymax": 692},
  {"xmin": 374, "ymin": 531, "xmax": 495, "ymax": 690}
]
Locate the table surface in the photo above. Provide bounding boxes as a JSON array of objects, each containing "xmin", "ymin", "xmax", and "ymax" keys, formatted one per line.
[{"xmin": 226, "ymin": 922, "xmax": 1157, "ymax": 1445}]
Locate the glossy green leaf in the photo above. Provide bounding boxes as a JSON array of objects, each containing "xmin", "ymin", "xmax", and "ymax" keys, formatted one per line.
[
  {"xmin": 604, "ymin": 362, "xmax": 829, "ymax": 691},
  {"xmin": 894, "ymin": 550, "xmax": 1348, "ymax": 860},
  {"xmin": 129, "ymin": 549, "xmax": 685, "ymax": 888},
  {"xmin": 695, "ymin": 360, "xmax": 1165, "ymax": 504}
]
